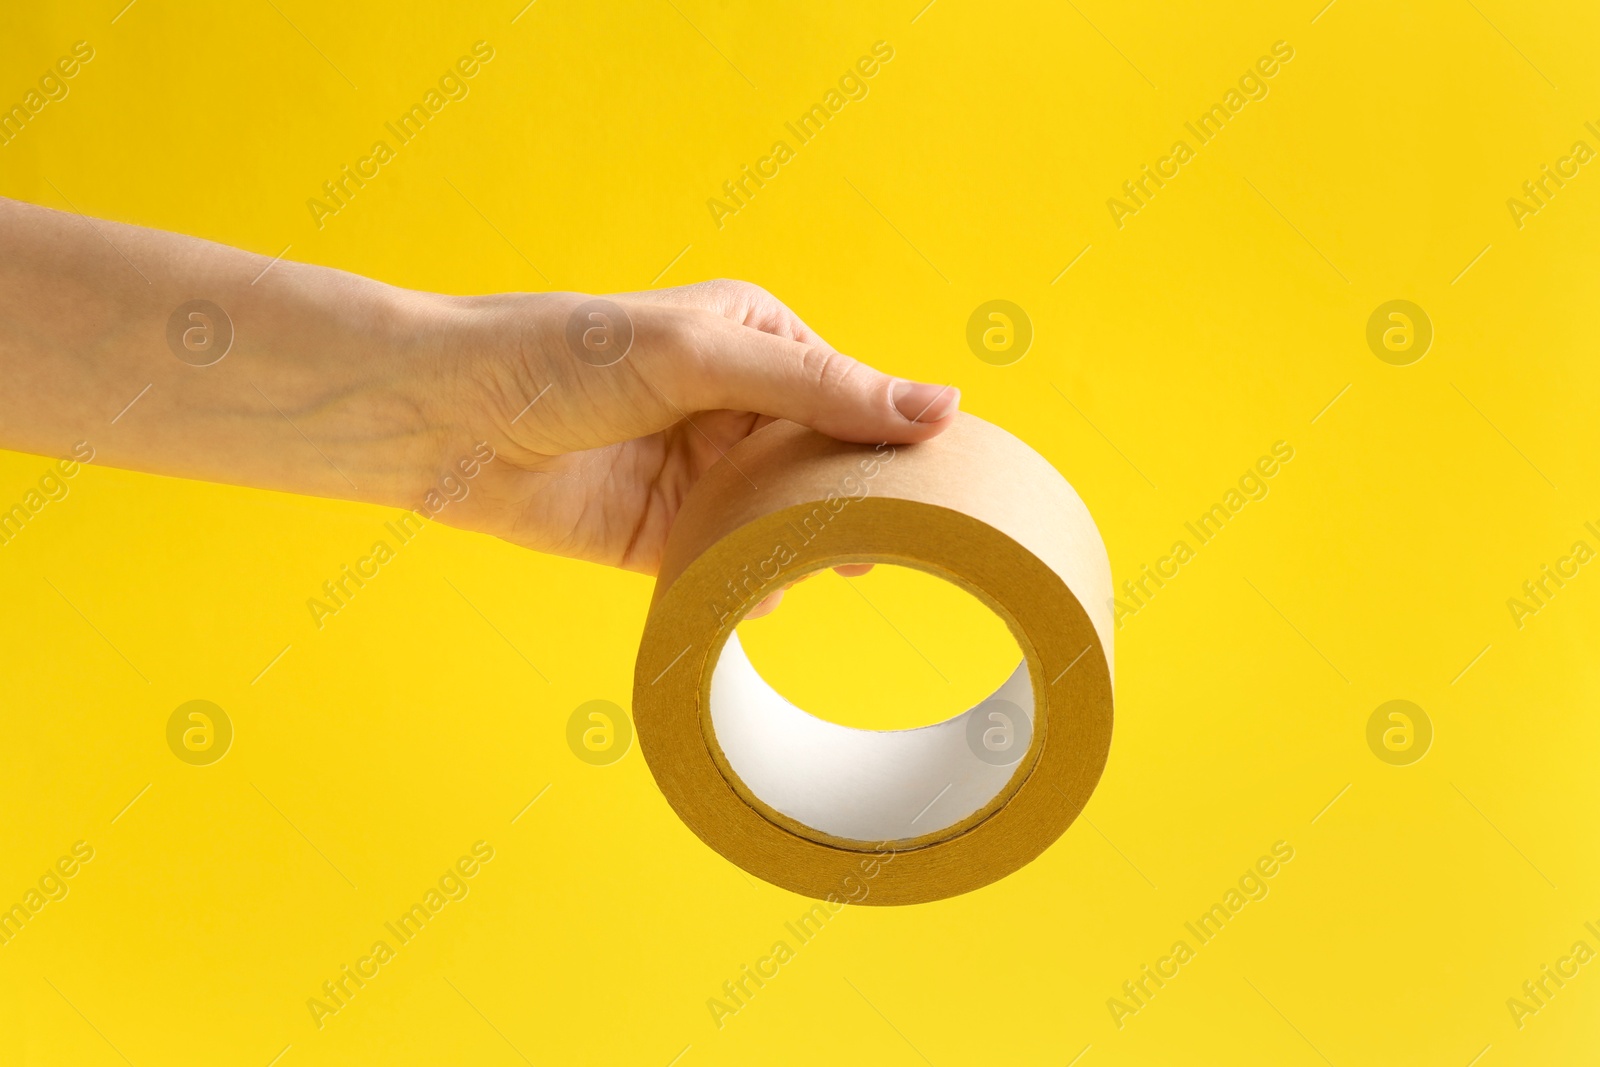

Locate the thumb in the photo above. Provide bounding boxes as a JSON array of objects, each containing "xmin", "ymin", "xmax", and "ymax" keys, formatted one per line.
[{"xmin": 675, "ymin": 314, "xmax": 960, "ymax": 444}]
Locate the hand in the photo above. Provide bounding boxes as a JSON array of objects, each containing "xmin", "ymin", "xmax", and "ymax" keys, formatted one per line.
[{"xmin": 427, "ymin": 279, "xmax": 960, "ymax": 577}]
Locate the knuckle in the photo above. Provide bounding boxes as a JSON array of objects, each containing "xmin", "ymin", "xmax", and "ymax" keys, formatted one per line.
[
  {"xmin": 708, "ymin": 277, "xmax": 775, "ymax": 309},
  {"xmin": 799, "ymin": 345, "xmax": 855, "ymax": 394},
  {"xmin": 735, "ymin": 279, "xmax": 773, "ymax": 302}
]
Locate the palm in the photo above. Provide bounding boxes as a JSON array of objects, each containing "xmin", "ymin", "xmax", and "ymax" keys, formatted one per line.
[{"xmin": 467, "ymin": 408, "xmax": 768, "ymax": 573}]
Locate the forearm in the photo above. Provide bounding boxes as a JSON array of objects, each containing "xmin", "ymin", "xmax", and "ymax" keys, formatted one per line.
[{"xmin": 0, "ymin": 196, "xmax": 455, "ymax": 508}]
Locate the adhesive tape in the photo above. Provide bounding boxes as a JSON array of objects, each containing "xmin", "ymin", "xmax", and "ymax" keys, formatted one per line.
[{"xmin": 633, "ymin": 412, "xmax": 1114, "ymax": 905}]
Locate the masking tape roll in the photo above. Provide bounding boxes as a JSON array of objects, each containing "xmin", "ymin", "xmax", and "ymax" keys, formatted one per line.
[{"xmin": 633, "ymin": 412, "xmax": 1114, "ymax": 905}]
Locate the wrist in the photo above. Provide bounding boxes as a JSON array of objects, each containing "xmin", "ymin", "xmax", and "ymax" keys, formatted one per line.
[
  {"xmin": 364, "ymin": 288, "xmax": 546, "ymax": 509},
  {"xmin": 335, "ymin": 284, "xmax": 470, "ymax": 511}
]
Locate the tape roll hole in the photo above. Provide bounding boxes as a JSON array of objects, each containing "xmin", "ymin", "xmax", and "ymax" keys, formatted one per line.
[{"xmin": 712, "ymin": 564, "xmax": 1036, "ymax": 845}]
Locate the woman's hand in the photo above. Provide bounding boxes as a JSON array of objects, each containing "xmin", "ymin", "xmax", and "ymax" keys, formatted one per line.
[{"xmin": 424, "ymin": 279, "xmax": 959, "ymax": 577}]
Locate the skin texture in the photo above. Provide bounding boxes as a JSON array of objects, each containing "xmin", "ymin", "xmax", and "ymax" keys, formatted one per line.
[{"xmin": 0, "ymin": 197, "xmax": 959, "ymax": 612}]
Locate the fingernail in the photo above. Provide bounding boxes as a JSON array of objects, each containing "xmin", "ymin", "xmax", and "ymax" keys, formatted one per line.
[{"xmin": 892, "ymin": 381, "xmax": 959, "ymax": 423}]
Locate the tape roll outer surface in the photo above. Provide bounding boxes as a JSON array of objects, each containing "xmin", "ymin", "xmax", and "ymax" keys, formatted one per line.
[{"xmin": 633, "ymin": 412, "xmax": 1114, "ymax": 905}]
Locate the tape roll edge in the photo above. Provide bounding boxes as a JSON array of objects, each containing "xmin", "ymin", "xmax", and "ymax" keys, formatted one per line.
[{"xmin": 634, "ymin": 485, "xmax": 1113, "ymax": 905}]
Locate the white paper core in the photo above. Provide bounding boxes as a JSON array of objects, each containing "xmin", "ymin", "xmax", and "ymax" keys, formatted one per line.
[{"xmin": 708, "ymin": 632, "xmax": 1034, "ymax": 843}]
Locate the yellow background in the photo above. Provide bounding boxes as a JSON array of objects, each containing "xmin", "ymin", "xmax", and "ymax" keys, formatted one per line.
[{"xmin": 3, "ymin": 0, "xmax": 1599, "ymax": 1063}]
